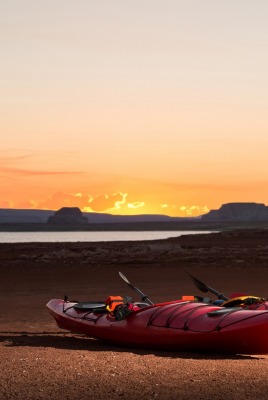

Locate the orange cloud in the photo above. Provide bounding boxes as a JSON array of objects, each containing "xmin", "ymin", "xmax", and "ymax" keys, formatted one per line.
[
  {"xmin": 0, "ymin": 166, "xmax": 82, "ymax": 176},
  {"xmin": 157, "ymin": 204, "xmax": 209, "ymax": 217},
  {"xmin": 36, "ymin": 192, "xmax": 93, "ymax": 210},
  {"xmin": 0, "ymin": 153, "xmax": 34, "ymax": 162},
  {"xmin": 0, "ymin": 187, "xmax": 211, "ymax": 217},
  {"xmin": 0, "ymin": 200, "xmax": 12, "ymax": 208},
  {"xmin": 127, "ymin": 202, "xmax": 145, "ymax": 209},
  {"xmin": 86, "ymin": 192, "xmax": 127, "ymax": 212}
]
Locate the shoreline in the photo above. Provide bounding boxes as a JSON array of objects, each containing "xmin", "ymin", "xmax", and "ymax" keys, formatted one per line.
[{"xmin": 0, "ymin": 220, "xmax": 268, "ymax": 232}]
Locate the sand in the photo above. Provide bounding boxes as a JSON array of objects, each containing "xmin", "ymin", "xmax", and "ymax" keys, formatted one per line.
[{"xmin": 1, "ymin": 229, "xmax": 268, "ymax": 399}]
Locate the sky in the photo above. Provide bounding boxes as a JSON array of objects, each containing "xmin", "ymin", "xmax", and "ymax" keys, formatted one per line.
[{"xmin": 1, "ymin": 1, "xmax": 268, "ymax": 217}]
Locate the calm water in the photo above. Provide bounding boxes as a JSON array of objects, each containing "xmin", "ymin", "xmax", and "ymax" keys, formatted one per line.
[{"xmin": 0, "ymin": 231, "xmax": 213, "ymax": 243}]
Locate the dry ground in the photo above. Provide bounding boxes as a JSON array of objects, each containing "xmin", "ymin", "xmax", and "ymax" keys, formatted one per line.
[{"xmin": 1, "ymin": 229, "xmax": 268, "ymax": 399}]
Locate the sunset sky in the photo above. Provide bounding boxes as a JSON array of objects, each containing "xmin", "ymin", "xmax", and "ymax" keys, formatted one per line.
[{"xmin": 1, "ymin": 1, "xmax": 268, "ymax": 217}]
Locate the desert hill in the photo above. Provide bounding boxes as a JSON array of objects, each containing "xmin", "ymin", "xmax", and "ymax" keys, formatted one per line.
[
  {"xmin": 0, "ymin": 208, "xmax": 193, "ymax": 224},
  {"xmin": 202, "ymin": 202, "xmax": 268, "ymax": 222},
  {"xmin": 0, "ymin": 203, "xmax": 268, "ymax": 228}
]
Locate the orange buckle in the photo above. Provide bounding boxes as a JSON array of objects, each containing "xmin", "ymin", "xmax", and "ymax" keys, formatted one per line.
[{"xmin": 181, "ymin": 295, "xmax": 195, "ymax": 301}]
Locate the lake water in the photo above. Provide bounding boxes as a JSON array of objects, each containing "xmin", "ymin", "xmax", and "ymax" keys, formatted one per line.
[{"xmin": 0, "ymin": 231, "xmax": 213, "ymax": 243}]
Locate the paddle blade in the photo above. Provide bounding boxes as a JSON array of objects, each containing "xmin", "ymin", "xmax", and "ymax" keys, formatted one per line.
[
  {"xmin": 119, "ymin": 271, "xmax": 154, "ymax": 305},
  {"xmin": 185, "ymin": 270, "xmax": 229, "ymax": 301},
  {"xmin": 119, "ymin": 271, "xmax": 135, "ymax": 289},
  {"xmin": 119, "ymin": 271, "xmax": 130, "ymax": 284},
  {"xmin": 186, "ymin": 270, "xmax": 209, "ymax": 293}
]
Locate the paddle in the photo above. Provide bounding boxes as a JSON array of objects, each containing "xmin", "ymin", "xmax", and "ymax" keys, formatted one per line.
[
  {"xmin": 119, "ymin": 271, "xmax": 154, "ymax": 305},
  {"xmin": 185, "ymin": 270, "xmax": 229, "ymax": 301}
]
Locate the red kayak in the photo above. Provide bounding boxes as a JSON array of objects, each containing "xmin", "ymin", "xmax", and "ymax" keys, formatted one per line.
[{"xmin": 47, "ymin": 291, "xmax": 268, "ymax": 354}]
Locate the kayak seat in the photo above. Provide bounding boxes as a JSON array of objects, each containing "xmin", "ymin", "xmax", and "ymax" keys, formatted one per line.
[{"xmin": 73, "ymin": 302, "xmax": 106, "ymax": 311}]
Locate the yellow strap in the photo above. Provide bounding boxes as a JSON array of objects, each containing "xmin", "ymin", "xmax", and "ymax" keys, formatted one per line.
[{"xmin": 221, "ymin": 296, "xmax": 263, "ymax": 307}]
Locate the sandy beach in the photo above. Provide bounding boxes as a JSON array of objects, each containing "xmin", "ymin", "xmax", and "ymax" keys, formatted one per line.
[{"xmin": 1, "ymin": 229, "xmax": 268, "ymax": 399}]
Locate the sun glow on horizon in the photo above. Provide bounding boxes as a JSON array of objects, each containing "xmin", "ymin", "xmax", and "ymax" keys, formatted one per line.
[
  {"xmin": 0, "ymin": 186, "xmax": 210, "ymax": 217},
  {"xmin": 1, "ymin": 147, "xmax": 267, "ymax": 217}
]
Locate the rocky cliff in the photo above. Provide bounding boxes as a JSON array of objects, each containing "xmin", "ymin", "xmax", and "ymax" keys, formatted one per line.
[
  {"xmin": 202, "ymin": 202, "xmax": 268, "ymax": 221},
  {"xmin": 47, "ymin": 207, "xmax": 88, "ymax": 224}
]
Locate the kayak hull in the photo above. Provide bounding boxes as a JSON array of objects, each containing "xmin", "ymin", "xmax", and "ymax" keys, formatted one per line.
[{"xmin": 47, "ymin": 299, "xmax": 268, "ymax": 354}]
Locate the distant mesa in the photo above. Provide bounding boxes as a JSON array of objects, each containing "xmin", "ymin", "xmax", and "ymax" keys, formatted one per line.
[
  {"xmin": 202, "ymin": 202, "xmax": 268, "ymax": 222},
  {"xmin": 0, "ymin": 208, "xmax": 194, "ymax": 224},
  {"xmin": 0, "ymin": 202, "xmax": 268, "ymax": 225},
  {"xmin": 47, "ymin": 207, "xmax": 88, "ymax": 224}
]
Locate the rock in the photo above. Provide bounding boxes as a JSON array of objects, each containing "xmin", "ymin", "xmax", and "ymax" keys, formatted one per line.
[
  {"xmin": 47, "ymin": 207, "xmax": 88, "ymax": 224},
  {"xmin": 202, "ymin": 202, "xmax": 268, "ymax": 222}
]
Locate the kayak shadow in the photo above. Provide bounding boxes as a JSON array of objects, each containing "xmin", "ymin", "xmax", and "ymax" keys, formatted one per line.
[{"xmin": 0, "ymin": 331, "xmax": 264, "ymax": 360}]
